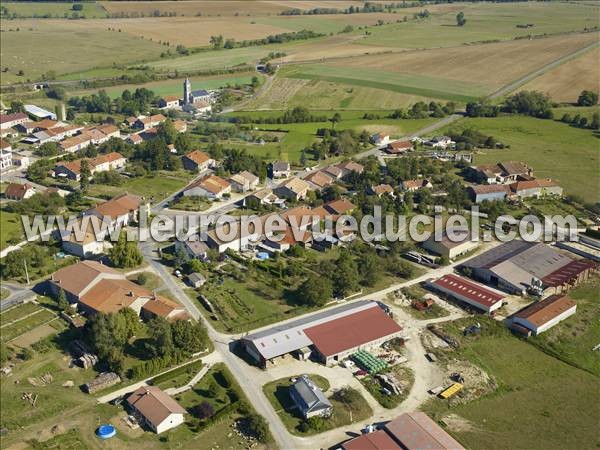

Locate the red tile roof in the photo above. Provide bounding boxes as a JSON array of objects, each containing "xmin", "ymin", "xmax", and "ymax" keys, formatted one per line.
[
  {"xmin": 0, "ymin": 112, "xmax": 28, "ymax": 124},
  {"xmin": 4, "ymin": 183, "xmax": 35, "ymax": 200},
  {"xmin": 304, "ymin": 306, "xmax": 402, "ymax": 357},
  {"xmin": 513, "ymin": 294, "xmax": 576, "ymax": 327},
  {"xmin": 430, "ymin": 274, "xmax": 504, "ymax": 309},
  {"xmin": 541, "ymin": 259, "xmax": 596, "ymax": 287},
  {"xmin": 343, "ymin": 430, "xmax": 402, "ymax": 450},
  {"xmin": 384, "ymin": 412, "xmax": 465, "ymax": 450}
]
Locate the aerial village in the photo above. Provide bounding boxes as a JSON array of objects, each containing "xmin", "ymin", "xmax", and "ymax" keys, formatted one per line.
[{"xmin": 1, "ymin": 31, "xmax": 599, "ymax": 450}]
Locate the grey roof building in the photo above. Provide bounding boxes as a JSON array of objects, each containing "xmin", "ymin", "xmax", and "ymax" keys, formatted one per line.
[
  {"xmin": 289, "ymin": 375, "xmax": 332, "ymax": 419},
  {"xmin": 460, "ymin": 240, "xmax": 595, "ymax": 295}
]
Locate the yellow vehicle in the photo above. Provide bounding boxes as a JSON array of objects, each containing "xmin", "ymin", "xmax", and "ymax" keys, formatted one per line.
[{"xmin": 439, "ymin": 382, "xmax": 463, "ymax": 399}]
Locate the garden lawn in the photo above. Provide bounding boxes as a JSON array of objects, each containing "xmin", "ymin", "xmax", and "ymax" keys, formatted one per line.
[
  {"xmin": 423, "ymin": 317, "xmax": 600, "ymax": 450},
  {"xmin": 263, "ymin": 377, "xmax": 372, "ymax": 436},
  {"xmin": 445, "ymin": 115, "xmax": 600, "ymax": 203},
  {"xmin": 527, "ymin": 278, "xmax": 600, "ymax": 377},
  {"xmin": 87, "ymin": 171, "xmax": 194, "ymax": 201},
  {"xmin": 0, "ymin": 209, "xmax": 24, "ymax": 250}
]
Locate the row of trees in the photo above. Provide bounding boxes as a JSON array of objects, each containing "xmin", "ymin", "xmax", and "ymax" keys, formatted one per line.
[
  {"xmin": 208, "ymin": 29, "xmax": 323, "ymax": 50},
  {"xmin": 229, "ymin": 107, "xmax": 329, "ymax": 124},
  {"xmin": 68, "ymin": 87, "xmax": 156, "ymax": 116},
  {"xmin": 363, "ymin": 101, "xmax": 456, "ymax": 120}
]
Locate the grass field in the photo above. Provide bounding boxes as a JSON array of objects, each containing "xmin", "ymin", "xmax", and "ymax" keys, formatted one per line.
[
  {"xmin": 443, "ymin": 115, "xmax": 599, "ymax": 203},
  {"xmin": 518, "ymin": 45, "xmax": 600, "ymax": 103},
  {"xmin": 263, "ymin": 376, "xmax": 372, "ymax": 436},
  {"xmin": 0, "ymin": 302, "xmax": 44, "ymax": 326},
  {"xmin": 242, "ymin": 78, "xmax": 439, "ymax": 110},
  {"xmin": 0, "ymin": 20, "xmax": 165, "ymax": 83},
  {"xmin": 358, "ymin": 2, "xmax": 600, "ymax": 49},
  {"xmin": 86, "ymin": 170, "xmax": 194, "ymax": 201},
  {"xmin": 224, "ymin": 110, "xmax": 436, "ymax": 162},
  {"xmin": 283, "ymin": 64, "xmax": 485, "ymax": 103},
  {"xmin": 0, "ymin": 1, "xmax": 107, "ymax": 18},
  {"xmin": 423, "ymin": 317, "xmax": 599, "ymax": 450},
  {"xmin": 528, "ymin": 278, "xmax": 600, "ymax": 377},
  {"xmin": 0, "ymin": 208, "xmax": 25, "ymax": 250}
]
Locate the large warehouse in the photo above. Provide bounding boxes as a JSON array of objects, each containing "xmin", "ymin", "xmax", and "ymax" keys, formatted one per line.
[
  {"xmin": 240, "ymin": 301, "xmax": 402, "ymax": 367},
  {"xmin": 510, "ymin": 294, "xmax": 577, "ymax": 336},
  {"xmin": 460, "ymin": 240, "xmax": 596, "ymax": 295},
  {"xmin": 427, "ymin": 274, "xmax": 505, "ymax": 314}
]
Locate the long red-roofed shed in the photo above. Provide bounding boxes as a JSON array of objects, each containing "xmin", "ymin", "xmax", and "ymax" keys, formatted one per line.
[{"xmin": 304, "ymin": 305, "xmax": 402, "ymax": 364}]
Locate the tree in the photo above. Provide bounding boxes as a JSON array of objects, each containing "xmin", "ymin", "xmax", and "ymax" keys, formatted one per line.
[
  {"xmin": 147, "ymin": 316, "xmax": 174, "ymax": 358},
  {"xmin": 591, "ymin": 112, "xmax": 599, "ymax": 130},
  {"xmin": 207, "ymin": 380, "xmax": 222, "ymax": 398},
  {"xmin": 72, "ymin": 3, "xmax": 83, "ymax": 11},
  {"xmin": 246, "ymin": 413, "xmax": 269, "ymax": 442},
  {"xmin": 194, "ymin": 401, "xmax": 214, "ymax": 419},
  {"xmin": 9, "ymin": 100, "xmax": 24, "ymax": 113},
  {"xmin": 456, "ymin": 11, "xmax": 466, "ymax": 26},
  {"xmin": 359, "ymin": 252, "xmax": 381, "ymax": 287},
  {"xmin": 35, "ymin": 142, "xmax": 59, "ymax": 157},
  {"xmin": 329, "ymin": 112, "xmax": 341, "ymax": 129},
  {"xmin": 209, "ymin": 34, "xmax": 224, "ymax": 49},
  {"xmin": 296, "ymin": 274, "xmax": 332, "ymax": 307},
  {"xmin": 79, "ymin": 159, "xmax": 91, "ymax": 191},
  {"xmin": 171, "ymin": 320, "xmax": 208, "ymax": 354},
  {"xmin": 333, "ymin": 252, "xmax": 360, "ymax": 298},
  {"xmin": 56, "ymin": 288, "xmax": 70, "ymax": 311},
  {"xmin": 157, "ymin": 119, "xmax": 177, "ymax": 144},
  {"xmin": 505, "ymin": 91, "xmax": 553, "ymax": 118},
  {"xmin": 109, "ymin": 232, "xmax": 143, "ymax": 268},
  {"xmin": 577, "ymin": 90, "xmax": 598, "ymax": 106},
  {"xmin": 46, "ymin": 86, "xmax": 66, "ymax": 100}
]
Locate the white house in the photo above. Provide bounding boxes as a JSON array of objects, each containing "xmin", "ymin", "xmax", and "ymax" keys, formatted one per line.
[
  {"xmin": 126, "ymin": 386, "xmax": 186, "ymax": 434},
  {"xmin": 183, "ymin": 175, "xmax": 231, "ymax": 200}
]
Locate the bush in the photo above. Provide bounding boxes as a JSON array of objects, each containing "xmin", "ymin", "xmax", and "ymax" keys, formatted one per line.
[{"xmin": 136, "ymin": 273, "xmax": 148, "ymax": 285}]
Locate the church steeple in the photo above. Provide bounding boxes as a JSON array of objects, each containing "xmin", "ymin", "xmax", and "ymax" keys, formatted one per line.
[{"xmin": 183, "ymin": 78, "xmax": 191, "ymax": 105}]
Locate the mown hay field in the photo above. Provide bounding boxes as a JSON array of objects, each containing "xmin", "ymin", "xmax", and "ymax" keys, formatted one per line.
[
  {"xmin": 0, "ymin": 20, "xmax": 164, "ymax": 83},
  {"xmin": 317, "ymin": 32, "xmax": 599, "ymax": 95},
  {"xmin": 358, "ymin": 2, "xmax": 600, "ymax": 49},
  {"xmin": 0, "ymin": 1, "xmax": 107, "ymax": 18},
  {"xmin": 241, "ymin": 77, "xmax": 439, "ymax": 110},
  {"xmin": 519, "ymin": 45, "xmax": 600, "ymax": 103},
  {"xmin": 99, "ymin": 0, "xmax": 364, "ymax": 17}
]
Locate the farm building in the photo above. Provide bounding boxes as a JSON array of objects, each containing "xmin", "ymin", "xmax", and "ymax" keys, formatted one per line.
[
  {"xmin": 469, "ymin": 161, "xmax": 532, "ymax": 184},
  {"xmin": 240, "ymin": 301, "xmax": 402, "ymax": 367},
  {"xmin": 510, "ymin": 294, "xmax": 577, "ymax": 336},
  {"xmin": 126, "ymin": 386, "xmax": 186, "ymax": 434},
  {"xmin": 386, "ymin": 140, "xmax": 413, "ymax": 154},
  {"xmin": 427, "ymin": 274, "xmax": 505, "ymax": 314},
  {"xmin": 24, "ymin": 104, "xmax": 56, "ymax": 120},
  {"xmin": 342, "ymin": 412, "xmax": 465, "ymax": 450},
  {"xmin": 421, "ymin": 228, "xmax": 479, "ymax": 260},
  {"xmin": 460, "ymin": 240, "xmax": 597, "ymax": 295},
  {"xmin": 289, "ymin": 375, "xmax": 332, "ymax": 419},
  {"xmin": 468, "ymin": 184, "xmax": 510, "ymax": 203}
]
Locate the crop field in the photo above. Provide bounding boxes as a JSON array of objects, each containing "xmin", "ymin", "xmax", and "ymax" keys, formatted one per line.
[
  {"xmin": 358, "ymin": 2, "xmax": 600, "ymax": 49},
  {"xmin": 424, "ymin": 318, "xmax": 599, "ymax": 450},
  {"xmin": 0, "ymin": 1, "xmax": 108, "ymax": 18},
  {"xmin": 317, "ymin": 32, "xmax": 599, "ymax": 97},
  {"xmin": 100, "ymin": 0, "xmax": 364, "ymax": 17},
  {"xmin": 519, "ymin": 45, "xmax": 600, "ymax": 103},
  {"xmin": 448, "ymin": 115, "xmax": 599, "ymax": 203},
  {"xmin": 73, "ymin": 73, "xmax": 259, "ymax": 99},
  {"xmin": 283, "ymin": 64, "xmax": 486, "ymax": 103},
  {"xmin": 100, "ymin": 16, "xmax": 292, "ymax": 47},
  {"xmin": 0, "ymin": 20, "xmax": 164, "ymax": 83}
]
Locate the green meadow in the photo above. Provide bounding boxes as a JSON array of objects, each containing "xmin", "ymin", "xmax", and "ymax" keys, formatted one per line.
[
  {"xmin": 359, "ymin": 2, "xmax": 600, "ymax": 49},
  {"xmin": 283, "ymin": 65, "xmax": 485, "ymax": 103},
  {"xmin": 444, "ymin": 115, "xmax": 600, "ymax": 203}
]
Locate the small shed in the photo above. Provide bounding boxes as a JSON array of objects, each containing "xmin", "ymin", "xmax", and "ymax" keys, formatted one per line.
[{"xmin": 187, "ymin": 272, "xmax": 206, "ymax": 288}]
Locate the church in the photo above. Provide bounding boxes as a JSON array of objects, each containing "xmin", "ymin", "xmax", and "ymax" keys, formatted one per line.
[{"xmin": 183, "ymin": 78, "xmax": 211, "ymax": 108}]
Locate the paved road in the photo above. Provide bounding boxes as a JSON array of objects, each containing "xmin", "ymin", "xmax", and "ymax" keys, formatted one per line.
[{"xmin": 0, "ymin": 282, "xmax": 36, "ymax": 311}]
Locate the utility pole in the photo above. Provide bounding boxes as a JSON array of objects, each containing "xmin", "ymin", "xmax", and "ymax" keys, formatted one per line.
[{"xmin": 23, "ymin": 259, "xmax": 30, "ymax": 285}]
